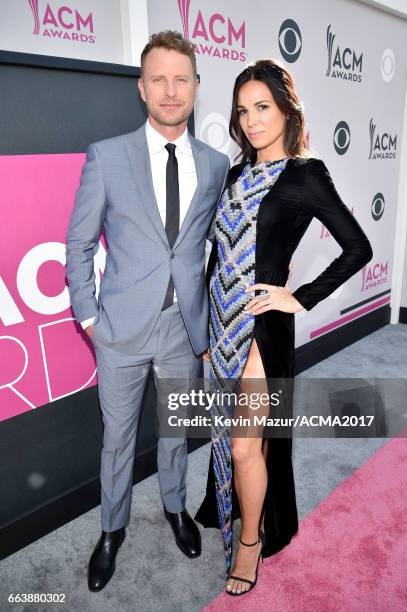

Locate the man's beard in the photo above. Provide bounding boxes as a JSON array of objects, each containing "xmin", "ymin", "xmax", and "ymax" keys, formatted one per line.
[{"xmin": 149, "ymin": 106, "xmax": 191, "ymax": 128}]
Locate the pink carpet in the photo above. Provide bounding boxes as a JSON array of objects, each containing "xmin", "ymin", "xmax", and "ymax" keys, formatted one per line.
[{"xmin": 204, "ymin": 435, "xmax": 407, "ymax": 612}]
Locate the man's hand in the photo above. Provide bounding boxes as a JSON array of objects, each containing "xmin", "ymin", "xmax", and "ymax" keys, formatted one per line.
[
  {"xmin": 201, "ymin": 349, "xmax": 210, "ymax": 363},
  {"xmin": 85, "ymin": 324, "xmax": 94, "ymax": 338}
]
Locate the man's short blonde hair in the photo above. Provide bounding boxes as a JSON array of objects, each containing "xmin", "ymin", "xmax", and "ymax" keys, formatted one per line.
[{"xmin": 140, "ymin": 30, "xmax": 197, "ymax": 78}]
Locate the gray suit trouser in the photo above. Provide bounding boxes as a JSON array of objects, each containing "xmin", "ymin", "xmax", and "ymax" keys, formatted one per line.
[{"xmin": 93, "ymin": 303, "xmax": 202, "ymax": 532}]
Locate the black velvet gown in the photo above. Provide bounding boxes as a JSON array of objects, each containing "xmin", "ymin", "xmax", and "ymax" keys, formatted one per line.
[{"xmin": 194, "ymin": 156, "xmax": 373, "ymax": 568}]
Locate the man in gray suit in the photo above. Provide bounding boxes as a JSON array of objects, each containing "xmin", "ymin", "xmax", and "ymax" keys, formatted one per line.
[{"xmin": 66, "ymin": 31, "xmax": 229, "ymax": 591}]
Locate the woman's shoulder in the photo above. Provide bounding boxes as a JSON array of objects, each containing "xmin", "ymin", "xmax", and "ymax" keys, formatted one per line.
[
  {"xmin": 289, "ymin": 156, "xmax": 330, "ymax": 184},
  {"xmin": 289, "ymin": 155, "xmax": 325, "ymax": 170},
  {"xmin": 229, "ymin": 161, "xmax": 246, "ymax": 173},
  {"xmin": 227, "ymin": 161, "xmax": 246, "ymax": 183}
]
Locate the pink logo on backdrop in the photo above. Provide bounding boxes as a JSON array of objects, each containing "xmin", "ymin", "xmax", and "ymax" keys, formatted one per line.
[
  {"xmin": 177, "ymin": 0, "xmax": 246, "ymax": 62},
  {"xmin": 28, "ymin": 0, "xmax": 40, "ymax": 34},
  {"xmin": 178, "ymin": 0, "xmax": 191, "ymax": 40},
  {"xmin": 27, "ymin": 0, "xmax": 95, "ymax": 43},
  {"xmin": 0, "ymin": 154, "xmax": 103, "ymax": 423},
  {"xmin": 361, "ymin": 261, "xmax": 388, "ymax": 291}
]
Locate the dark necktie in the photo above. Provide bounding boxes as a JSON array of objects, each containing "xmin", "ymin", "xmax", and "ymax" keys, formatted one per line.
[{"xmin": 162, "ymin": 143, "xmax": 180, "ymax": 310}]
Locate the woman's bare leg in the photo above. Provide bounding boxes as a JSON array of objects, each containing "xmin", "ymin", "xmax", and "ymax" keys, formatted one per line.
[
  {"xmin": 260, "ymin": 438, "xmax": 268, "ymax": 533},
  {"xmin": 226, "ymin": 338, "xmax": 269, "ymax": 594}
]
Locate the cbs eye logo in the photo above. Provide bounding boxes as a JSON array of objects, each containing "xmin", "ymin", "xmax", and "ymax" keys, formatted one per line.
[
  {"xmin": 380, "ymin": 49, "xmax": 395, "ymax": 82},
  {"xmin": 278, "ymin": 19, "xmax": 302, "ymax": 63},
  {"xmin": 200, "ymin": 112, "xmax": 233, "ymax": 156},
  {"xmin": 371, "ymin": 193, "xmax": 385, "ymax": 221},
  {"xmin": 333, "ymin": 121, "xmax": 351, "ymax": 155}
]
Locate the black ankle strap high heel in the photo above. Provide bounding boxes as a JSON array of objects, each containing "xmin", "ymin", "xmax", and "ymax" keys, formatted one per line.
[{"xmin": 226, "ymin": 530, "xmax": 265, "ymax": 597}]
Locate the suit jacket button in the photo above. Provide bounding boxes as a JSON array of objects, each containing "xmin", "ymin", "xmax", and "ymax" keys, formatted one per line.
[{"xmin": 170, "ymin": 252, "xmax": 175, "ymax": 259}]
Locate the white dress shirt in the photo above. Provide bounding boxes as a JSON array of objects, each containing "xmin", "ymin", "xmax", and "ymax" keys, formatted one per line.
[{"xmin": 80, "ymin": 119, "xmax": 197, "ymax": 329}]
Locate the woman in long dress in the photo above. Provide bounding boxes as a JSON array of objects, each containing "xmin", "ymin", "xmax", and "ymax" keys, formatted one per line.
[{"xmin": 195, "ymin": 59, "xmax": 373, "ymax": 596}]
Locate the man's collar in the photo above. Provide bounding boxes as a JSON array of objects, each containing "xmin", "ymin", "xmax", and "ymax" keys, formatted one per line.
[{"xmin": 145, "ymin": 119, "xmax": 191, "ymax": 154}]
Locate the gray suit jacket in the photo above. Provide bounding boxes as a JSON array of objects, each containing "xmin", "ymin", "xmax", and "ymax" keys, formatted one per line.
[{"xmin": 65, "ymin": 124, "xmax": 229, "ymax": 355}]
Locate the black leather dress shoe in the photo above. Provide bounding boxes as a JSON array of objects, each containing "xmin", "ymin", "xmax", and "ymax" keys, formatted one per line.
[
  {"xmin": 164, "ymin": 508, "xmax": 201, "ymax": 558},
  {"xmin": 87, "ymin": 527, "xmax": 126, "ymax": 592}
]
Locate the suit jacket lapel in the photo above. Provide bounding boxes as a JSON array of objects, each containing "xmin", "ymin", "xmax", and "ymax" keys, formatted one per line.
[
  {"xmin": 124, "ymin": 127, "xmax": 169, "ymax": 248},
  {"xmin": 173, "ymin": 136, "xmax": 209, "ymax": 249},
  {"xmin": 124, "ymin": 126, "xmax": 210, "ymax": 250}
]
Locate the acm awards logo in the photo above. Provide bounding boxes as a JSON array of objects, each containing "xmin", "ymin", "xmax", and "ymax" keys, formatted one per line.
[
  {"xmin": 369, "ymin": 118, "xmax": 397, "ymax": 159},
  {"xmin": 361, "ymin": 261, "xmax": 388, "ymax": 291},
  {"xmin": 177, "ymin": 0, "xmax": 246, "ymax": 62},
  {"xmin": 326, "ymin": 25, "xmax": 363, "ymax": 83},
  {"xmin": 27, "ymin": 0, "xmax": 95, "ymax": 44}
]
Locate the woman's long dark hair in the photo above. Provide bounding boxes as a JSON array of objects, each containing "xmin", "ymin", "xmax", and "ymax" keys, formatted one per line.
[{"xmin": 229, "ymin": 59, "xmax": 309, "ymax": 164}]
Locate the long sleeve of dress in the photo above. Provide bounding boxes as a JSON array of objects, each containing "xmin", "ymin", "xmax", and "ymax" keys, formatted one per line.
[{"xmin": 291, "ymin": 159, "xmax": 373, "ymax": 311}]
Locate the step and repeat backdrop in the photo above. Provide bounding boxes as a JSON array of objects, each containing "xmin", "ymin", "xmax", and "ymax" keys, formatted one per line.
[
  {"xmin": 147, "ymin": 0, "xmax": 407, "ymax": 346},
  {"xmin": 0, "ymin": 0, "xmax": 405, "ymax": 424}
]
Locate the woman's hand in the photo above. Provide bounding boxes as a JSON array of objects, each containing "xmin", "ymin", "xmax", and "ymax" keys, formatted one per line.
[
  {"xmin": 201, "ymin": 349, "xmax": 211, "ymax": 363},
  {"xmin": 286, "ymin": 260, "xmax": 293, "ymax": 286},
  {"xmin": 244, "ymin": 283, "xmax": 303, "ymax": 315}
]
